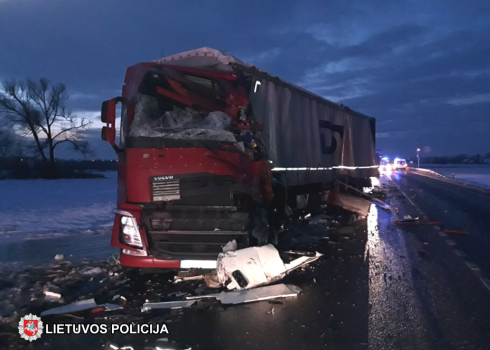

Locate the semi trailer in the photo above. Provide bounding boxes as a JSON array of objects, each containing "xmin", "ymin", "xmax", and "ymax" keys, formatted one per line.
[{"xmin": 101, "ymin": 47, "xmax": 377, "ymax": 269}]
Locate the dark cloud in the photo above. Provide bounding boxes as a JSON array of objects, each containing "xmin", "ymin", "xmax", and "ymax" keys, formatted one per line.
[{"xmin": 1, "ymin": 0, "xmax": 489, "ymax": 157}]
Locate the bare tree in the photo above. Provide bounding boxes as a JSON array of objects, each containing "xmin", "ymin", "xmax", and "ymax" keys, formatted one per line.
[
  {"xmin": 0, "ymin": 78, "xmax": 92, "ymax": 178},
  {"xmin": 0, "ymin": 127, "xmax": 17, "ymax": 160}
]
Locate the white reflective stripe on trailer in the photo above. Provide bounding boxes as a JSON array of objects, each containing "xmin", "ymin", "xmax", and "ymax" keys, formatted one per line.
[{"xmin": 272, "ymin": 165, "xmax": 379, "ymax": 171}]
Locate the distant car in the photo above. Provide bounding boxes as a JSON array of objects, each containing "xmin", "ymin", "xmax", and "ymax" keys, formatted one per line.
[
  {"xmin": 393, "ymin": 158, "xmax": 407, "ymax": 170},
  {"xmin": 379, "ymin": 158, "xmax": 392, "ymax": 172}
]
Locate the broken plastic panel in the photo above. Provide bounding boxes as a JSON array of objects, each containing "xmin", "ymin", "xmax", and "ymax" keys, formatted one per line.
[
  {"xmin": 216, "ymin": 244, "xmax": 322, "ymax": 290},
  {"xmin": 217, "ymin": 244, "xmax": 287, "ymax": 290}
]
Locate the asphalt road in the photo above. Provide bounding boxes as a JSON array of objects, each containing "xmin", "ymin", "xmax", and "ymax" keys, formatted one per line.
[{"xmin": 3, "ymin": 172, "xmax": 490, "ymax": 350}]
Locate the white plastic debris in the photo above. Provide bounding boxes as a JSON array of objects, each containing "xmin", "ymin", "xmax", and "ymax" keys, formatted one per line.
[
  {"xmin": 81, "ymin": 267, "xmax": 103, "ymax": 275},
  {"xmin": 187, "ymin": 283, "xmax": 302, "ymax": 305},
  {"xmin": 44, "ymin": 291, "xmax": 62, "ymax": 301},
  {"xmin": 141, "ymin": 300, "xmax": 196, "ymax": 312},
  {"xmin": 222, "ymin": 239, "xmax": 237, "ymax": 253},
  {"xmin": 216, "ymin": 245, "xmax": 323, "ymax": 290},
  {"xmin": 54, "ymin": 254, "xmax": 64, "ymax": 261},
  {"xmin": 217, "ymin": 245, "xmax": 286, "ymax": 290}
]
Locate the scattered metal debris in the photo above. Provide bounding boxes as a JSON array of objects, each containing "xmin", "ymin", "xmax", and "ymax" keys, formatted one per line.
[
  {"xmin": 141, "ymin": 300, "xmax": 196, "ymax": 312},
  {"xmin": 444, "ymin": 230, "xmax": 468, "ymax": 235},
  {"xmin": 41, "ymin": 298, "xmax": 123, "ymax": 316},
  {"xmin": 187, "ymin": 283, "xmax": 302, "ymax": 305},
  {"xmin": 336, "ymin": 180, "xmax": 398, "ymax": 212},
  {"xmin": 324, "ymin": 190, "xmax": 372, "ymax": 216}
]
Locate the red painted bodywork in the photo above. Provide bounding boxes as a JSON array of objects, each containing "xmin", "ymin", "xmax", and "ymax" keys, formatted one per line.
[{"xmin": 105, "ymin": 62, "xmax": 272, "ymax": 268}]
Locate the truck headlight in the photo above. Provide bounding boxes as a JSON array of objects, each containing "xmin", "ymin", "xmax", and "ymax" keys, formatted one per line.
[{"xmin": 120, "ymin": 215, "xmax": 143, "ymax": 248}]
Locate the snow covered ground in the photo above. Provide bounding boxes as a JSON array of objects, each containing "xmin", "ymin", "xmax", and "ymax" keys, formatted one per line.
[
  {"xmin": 425, "ymin": 165, "xmax": 490, "ymax": 188},
  {"xmin": 0, "ymin": 171, "xmax": 117, "ymax": 239}
]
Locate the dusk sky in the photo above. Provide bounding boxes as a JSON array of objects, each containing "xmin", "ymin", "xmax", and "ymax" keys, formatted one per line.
[{"xmin": 1, "ymin": 0, "xmax": 489, "ymax": 159}]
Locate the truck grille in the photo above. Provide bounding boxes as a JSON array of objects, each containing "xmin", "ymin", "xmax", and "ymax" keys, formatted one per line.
[
  {"xmin": 148, "ymin": 230, "xmax": 249, "ymax": 260},
  {"xmin": 151, "ymin": 178, "xmax": 180, "ymax": 201}
]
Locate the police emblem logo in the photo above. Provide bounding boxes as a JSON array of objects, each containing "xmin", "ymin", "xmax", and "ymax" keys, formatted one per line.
[{"xmin": 18, "ymin": 314, "xmax": 43, "ymax": 341}]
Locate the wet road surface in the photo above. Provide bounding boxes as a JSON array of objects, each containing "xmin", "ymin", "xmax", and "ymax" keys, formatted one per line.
[
  {"xmin": 2, "ymin": 174, "xmax": 490, "ymax": 350},
  {"xmin": 390, "ymin": 170, "xmax": 490, "ymax": 280}
]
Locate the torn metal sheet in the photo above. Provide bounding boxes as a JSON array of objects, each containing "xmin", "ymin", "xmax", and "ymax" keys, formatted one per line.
[
  {"xmin": 336, "ymin": 180, "xmax": 398, "ymax": 212},
  {"xmin": 187, "ymin": 283, "xmax": 301, "ymax": 305},
  {"xmin": 284, "ymin": 252, "xmax": 323, "ymax": 272},
  {"xmin": 141, "ymin": 300, "xmax": 196, "ymax": 312},
  {"xmin": 325, "ymin": 190, "xmax": 371, "ymax": 216},
  {"xmin": 41, "ymin": 298, "xmax": 122, "ymax": 316}
]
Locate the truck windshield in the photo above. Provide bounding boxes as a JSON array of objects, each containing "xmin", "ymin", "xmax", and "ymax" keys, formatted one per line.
[{"xmin": 128, "ymin": 93, "xmax": 237, "ymax": 143}]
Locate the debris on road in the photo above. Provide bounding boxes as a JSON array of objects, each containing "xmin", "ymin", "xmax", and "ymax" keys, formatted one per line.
[
  {"xmin": 41, "ymin": 298, "xmax": 122, "ymax": 316},
  {"xmin": 173, "ymin": 275, "xmax": 205, "ymax": 284},
  {"xmin": 308, "ymin": 214, "xmax": 333, "ymax": 225},
  {"xmin": 187, "ymin": 283, "xmax": 301, "ymax": 305},
  {"xmin": 216, "ymin": 244, "xmax": 322, "ymax": 290},
  {"xmin": 283, "ymin": 252, "xmax": 323, "ymax": 272},
  {"xmin": 217, "ymin": 244, "xmax": 286, "ymax": 290},
  {"xmin": 324, "ymin": 190, "xmax": 371, "ymax": 216},
  {"xmin": 80, "ymin": 267, "xmax": 104, "ymax": 275},
  {"xmin": 44, "ymin": 291, "xmax": 62, "ymax": 301},
  {"xmin": 395, "ymin": 216, "xmax": 442, "ymax": 226},
  {"xmin": 203, "ymin": 270, "xmax": 220, "ymax": 288},
  {"xmin": 444, "ymin": 230, "xmax": 469, "ymax": 235},
  {"xmin": 337, "ymin": 226, "xmax": 355, "ymax": 235},
  {"xmin": 141, "ymin": 300, "xmax": 196, "ymax": 312},
  {"xmin": 336, "ymin": 180, "xmax": 398, "ymax": 212}
]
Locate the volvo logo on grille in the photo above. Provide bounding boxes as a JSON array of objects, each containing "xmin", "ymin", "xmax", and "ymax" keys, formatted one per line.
[{"xmin": 153, "ymin": 175, "xmax": 174, "ymax": 181}]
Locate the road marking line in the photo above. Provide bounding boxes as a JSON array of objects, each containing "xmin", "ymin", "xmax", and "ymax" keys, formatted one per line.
[
  {"xmin": 480, "ymin": 278, "xmax": 490, "ymax": 291},
  {"xmin": 454, "ymin": 249, "xmax": 466, "ymax": 257},
  {"xmin": 433, "ymin": 225, "xmax": 441, "ymax": 230},
  {"xmin": 439, "ymin": 231, "xmax": 447, "ymax": 237},
  {"xmin": 445, "ymin": 239, "xmax": 455, "ymax": 246},
  {"xmin": 465, "ymin": 262, "xmax": 481, "ymax": 272}
]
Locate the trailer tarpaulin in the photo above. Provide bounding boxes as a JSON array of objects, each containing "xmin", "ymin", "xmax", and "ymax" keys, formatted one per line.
[{"xmin": 154, "ymin": 48, "xmax": 377, "ymax": 185}]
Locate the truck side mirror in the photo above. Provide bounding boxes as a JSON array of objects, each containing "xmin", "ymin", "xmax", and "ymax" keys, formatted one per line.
[{"xmin": 101, "ymin": 97, "xmax": 124, "ymax": 152}]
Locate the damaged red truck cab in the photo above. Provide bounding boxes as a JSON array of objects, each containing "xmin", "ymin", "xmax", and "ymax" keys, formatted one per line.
[{"xmin": 101, "ymin": 48, "xmax": 377, "ymax": 269}]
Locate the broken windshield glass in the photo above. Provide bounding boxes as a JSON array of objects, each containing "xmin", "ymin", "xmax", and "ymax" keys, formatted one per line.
[{"xmin": 128, "ymin": 93, "xmax": 238, "ymax": 143}]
